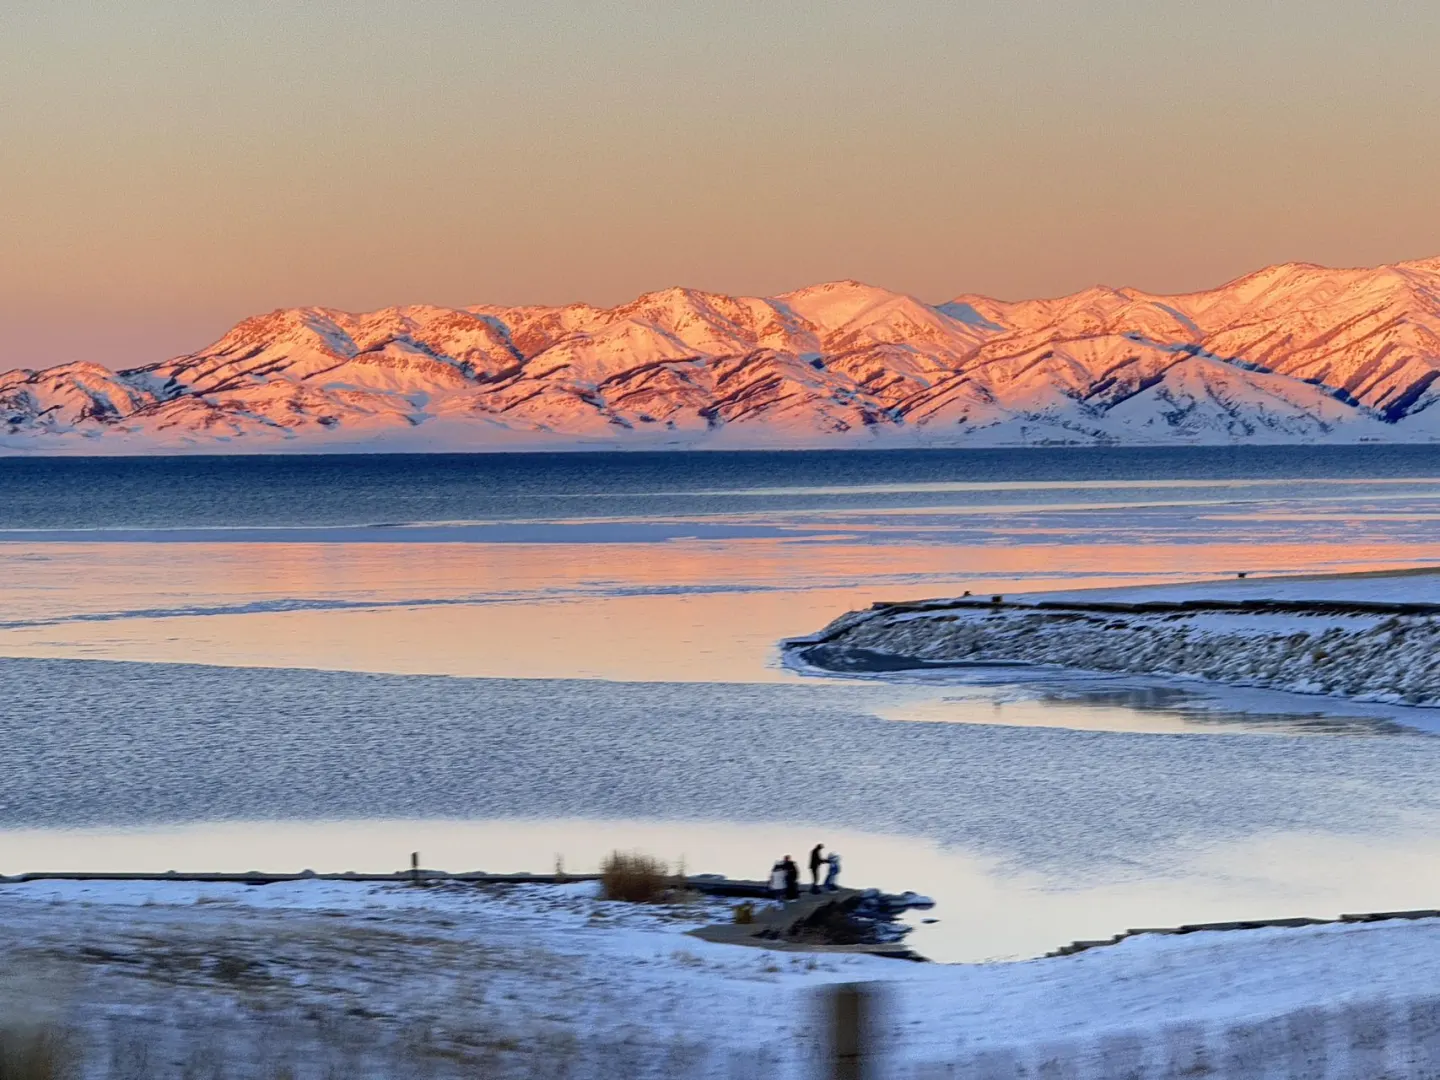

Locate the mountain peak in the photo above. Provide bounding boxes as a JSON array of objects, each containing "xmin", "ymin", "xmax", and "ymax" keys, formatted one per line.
[
  {"xmin": 776, "ymin": 280, "xmax": 917, "ymax": 330},
  {"xmin": 7, "ymin": 255, "xmax": 1440, "ymax": 451}
]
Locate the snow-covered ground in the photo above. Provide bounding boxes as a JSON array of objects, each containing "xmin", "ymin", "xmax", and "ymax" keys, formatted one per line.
[
  {"xmin": 793, "ymin": 569, "xmax": 1440, "ymax": 714},
  {"xmin": 5, "ymin": 879, "xmax": 1440, "ymax": 1078}
]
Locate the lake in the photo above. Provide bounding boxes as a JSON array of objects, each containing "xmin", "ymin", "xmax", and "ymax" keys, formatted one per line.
[{"xmin": 4, "ymin": 446, "xmax": 1440, "ymax": 961}]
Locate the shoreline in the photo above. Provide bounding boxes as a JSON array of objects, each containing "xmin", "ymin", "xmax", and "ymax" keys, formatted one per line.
[
  {"xmin": 0, "ymin": 870, "xmax": 933, "ymax": 962},
  {"xmin": 784, "ymin": 568, "xmax": 1440, "ymax": 718},
  {"xmin": 8, "ymin": 876, "xmax": 1440, "ymax": 1075}
]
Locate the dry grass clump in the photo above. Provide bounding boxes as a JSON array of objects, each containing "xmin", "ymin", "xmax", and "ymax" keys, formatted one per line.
[{"xmin": 600, "ymin": 851, "xmax": 676, "ymax": 903}]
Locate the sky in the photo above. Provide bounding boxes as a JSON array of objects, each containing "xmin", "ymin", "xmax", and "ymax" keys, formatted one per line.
[{"xmin": 3, "ymin": 0, "xmax": 1439, "ymax": 371}]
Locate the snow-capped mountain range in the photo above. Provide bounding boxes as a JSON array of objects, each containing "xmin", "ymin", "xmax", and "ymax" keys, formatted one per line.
[{"xmin": 8, "ymin": 256, "xmax": 1440, "ymax": 452}]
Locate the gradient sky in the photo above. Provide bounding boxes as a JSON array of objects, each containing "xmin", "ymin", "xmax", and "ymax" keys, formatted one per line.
[{"xmin": 3, "ymin": 0, "xmax": 1440, "ymax": 371}]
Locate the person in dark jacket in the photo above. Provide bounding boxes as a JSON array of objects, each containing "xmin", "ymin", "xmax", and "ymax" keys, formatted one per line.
[
  {"xmin": 782, "ymin": 854, "xmax": 800, "ymax": 901},
  {"xmin": 808, "ymin": 844, "xmax": 825, "ymax": 894}
]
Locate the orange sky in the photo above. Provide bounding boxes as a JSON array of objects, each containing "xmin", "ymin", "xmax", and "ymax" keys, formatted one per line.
[{"xmin": 3, "ymin": 0, "xmax": 1439, "ymax": 371}]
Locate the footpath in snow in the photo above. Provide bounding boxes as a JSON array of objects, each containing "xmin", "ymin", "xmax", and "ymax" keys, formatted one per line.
[
  {"xmin": 787, "ymin": 568, "xmax": 1440, "ymax": 714},
  {"xmin": 5, "ymin": 879, "xmax": 1440, "ymax": 1077}
]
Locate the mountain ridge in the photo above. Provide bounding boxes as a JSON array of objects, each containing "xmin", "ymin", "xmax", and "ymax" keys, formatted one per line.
[{"xmin": 8, "ymin": 256, "xmax": 1440, "ymax": 452}]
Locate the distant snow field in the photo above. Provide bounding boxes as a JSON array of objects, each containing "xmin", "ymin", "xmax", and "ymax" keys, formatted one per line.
[
  {"xmin": 9, "ymin": 256, "xmax": 1440, "ymax": 451},
  {"xmin": 7, "ymin": 879, "xmax": 1440, "ymax": 1078},
  {"xmin": 792, "ymin": 570, "xmax": 1440, "ymax": 715}
]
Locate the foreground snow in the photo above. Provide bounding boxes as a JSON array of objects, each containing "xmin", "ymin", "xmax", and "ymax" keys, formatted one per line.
[
  {"xmin": 6, "ymin": 880, "xmax": 1440, "ymax": 1077},
  {"xmin": 9, "ymin": 256, "xmax": 1440, "ymax": 451},
  {"xmin": 793, "ymin": 569, "xmax": 1440, "ymax": 713}
]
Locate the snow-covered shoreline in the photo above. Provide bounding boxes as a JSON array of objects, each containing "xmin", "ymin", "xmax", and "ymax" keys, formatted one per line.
[
  {"xmin": 787, "ymin": 570, "xmax": 1440, "ymax": 714},
  {"xmin": 8, "ymin": 878, "xmax": 1440, "ymax": 1077}
]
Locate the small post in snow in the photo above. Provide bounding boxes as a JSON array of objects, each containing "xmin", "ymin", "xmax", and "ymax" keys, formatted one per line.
[
  {"xmin": 410, "ymin": 851, "xmax": 420, "ymax": 885},
  {"xmin": 827, "ymin": 982, "xmax": 872, "ymax": 1080}
]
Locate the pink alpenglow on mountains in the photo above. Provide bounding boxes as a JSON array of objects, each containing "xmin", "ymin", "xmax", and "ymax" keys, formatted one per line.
[{"xmin": 7, "ymin": 257, "xmax": 1440, "ymax": 452}]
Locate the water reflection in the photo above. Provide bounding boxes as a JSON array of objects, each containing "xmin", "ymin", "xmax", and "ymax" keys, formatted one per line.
[
  {"xmin": 875, "ymin": 686, "xmax": 1417, "ymax": 737},
  {"xmin": 4, "ymin": 539, "xmax": 1440, "ymax": 689}
]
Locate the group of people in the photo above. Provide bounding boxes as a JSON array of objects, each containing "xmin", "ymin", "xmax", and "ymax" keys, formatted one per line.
[{"xmin": 768, "ymin": 844, "xmax": 841, "ymax": 901}]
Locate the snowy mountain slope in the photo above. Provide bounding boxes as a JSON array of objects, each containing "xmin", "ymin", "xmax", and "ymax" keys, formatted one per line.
[{"xmin": 7, "ymin": 257, "xmax": 1440, "ymax": 451}]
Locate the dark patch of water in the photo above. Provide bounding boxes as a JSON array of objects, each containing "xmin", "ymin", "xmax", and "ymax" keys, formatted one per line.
[{"xmin": 6, "ymin": 445, "xmax": 1440, "ymax": 530}]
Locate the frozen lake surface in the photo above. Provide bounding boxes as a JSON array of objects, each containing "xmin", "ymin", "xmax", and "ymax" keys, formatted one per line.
[{"xmin": 5, "ymin": 447, "xmax": 1440, "ymax": 961}]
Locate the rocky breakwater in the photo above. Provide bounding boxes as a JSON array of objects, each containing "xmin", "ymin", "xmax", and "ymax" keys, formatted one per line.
[
  {"xmin": 690, "ymin": 888, "xmax": 935, "ymax": 960},
  {"xmin": 785, "ymin": 595, "xmax": 1440, "ymax": 707}
]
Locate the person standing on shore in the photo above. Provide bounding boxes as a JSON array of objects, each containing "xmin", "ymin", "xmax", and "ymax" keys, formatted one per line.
[
  {"xmin": 808, "ymin": 844, "xmax": 825, "ymax": 895},
  {"xmin": 824, "ymin": 851, "xmax": 841, "ymax": 891},
  {"xmin": 782, "ymin": 854, "xmax": 800, "ymax": 901},
  {"xmin": 768, "ymin": 859, "xmax": 786, "ymax": 901}
]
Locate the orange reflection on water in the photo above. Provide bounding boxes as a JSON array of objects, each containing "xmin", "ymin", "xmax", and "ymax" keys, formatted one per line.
[{"xmin": 1, "ymin": 538, "xmax": 1439, "ymax": 681}]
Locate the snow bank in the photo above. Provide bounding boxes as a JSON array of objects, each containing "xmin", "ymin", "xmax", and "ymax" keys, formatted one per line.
[{"xmin": 793, "ymin": 572, "xmax": 1440, "ymax": 709}]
